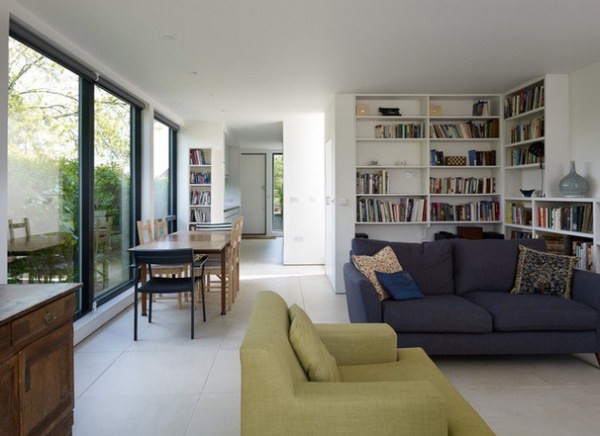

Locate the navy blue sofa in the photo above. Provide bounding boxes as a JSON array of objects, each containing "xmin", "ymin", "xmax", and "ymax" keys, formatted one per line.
[{"xmin": 344, "ymin": 237, "xmax": 600, "ymax": 364}]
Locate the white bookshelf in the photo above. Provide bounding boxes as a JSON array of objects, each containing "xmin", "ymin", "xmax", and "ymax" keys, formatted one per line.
[{"xmin": 189, "ymin": 148, "xmax": 212, "ymax": 225}]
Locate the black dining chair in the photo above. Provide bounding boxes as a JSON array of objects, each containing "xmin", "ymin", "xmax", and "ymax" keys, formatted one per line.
[{"xmin": 133, "ymin": 248, "xmax": 208, "ymax": 340}]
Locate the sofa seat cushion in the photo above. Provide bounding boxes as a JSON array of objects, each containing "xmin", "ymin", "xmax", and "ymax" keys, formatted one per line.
[
  {"xmin": 382, "ymin": 295, "xmax": 492, "ymax": 333},
  {"xmin": 465, "ymin": 292, "xmax": 598, "ymax": 332}
]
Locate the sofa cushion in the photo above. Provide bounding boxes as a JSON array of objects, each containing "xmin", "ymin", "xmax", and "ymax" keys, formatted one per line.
[
  {"xmin": 382, "ymin": 295, "xmax": 492, "ymax": 333},
  {"xmin": 352, "ymin": 246, "xmax": 402, "ymax": 300},
  {"xmin": 375, "ymin": 270, "xmax": 426, "ymax": 301},
  {"xmin": 452, "ymin": 238, "xmax": 547, "ymax": 295},
  {"xmin": 465, "ymin": 292, "xmax": 598, "ymax": 331},
  {"xmin": 512, "ymin": 245, "xmax": 577, "ymax": 299},
  {"xmin": 288, "ymin": 304, "xmax": 341, "ymax": 382},
  {"xmin": 352, "ymin": 238, "xmax": 454, "ymax": 295}
]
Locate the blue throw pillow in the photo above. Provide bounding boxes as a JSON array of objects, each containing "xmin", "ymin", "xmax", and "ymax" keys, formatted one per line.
[{"xmin": 375, "ymin": 270, "xmax": 426, "ymax": 301}]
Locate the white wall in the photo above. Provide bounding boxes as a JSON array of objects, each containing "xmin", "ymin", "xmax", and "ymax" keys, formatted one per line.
[
  {"xmin": 177, "ymin": 120, "xmax": 225, "ymax": 230},
  {"xmin": 283, "ymin": 114, "xmax": 325, "ymax": 264},
  {"xmin": 570, "ymin": 61, "xmax": 600, "ymax": 197}
]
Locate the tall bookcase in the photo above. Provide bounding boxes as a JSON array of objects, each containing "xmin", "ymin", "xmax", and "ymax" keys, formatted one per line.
[
  {"xmin": 189, "ymin": 148, "xmax": 212, "ymax": 225},
  {"xmin": 354, "ymin": 94, "xmax": 501, "ymax": 241}
]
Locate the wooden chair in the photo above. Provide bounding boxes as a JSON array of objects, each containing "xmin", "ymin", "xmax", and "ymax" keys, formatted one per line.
[
  {"xmin": 137, "ymin": 219, "xmax": 189, "ymax": 309},
  {"xmin": 133, "ymin": 248, "xmax": 207, "ymax": 340},
  {"xmin": 94, "ymin": 217, "xmax": 112, "ymax": 290},
  {"xmin": 9, "ymin": 218, "xmax": 30, "ymax": 242},
  {"xmin": 202, "ymin": 217, "xmax": 244, "ymax": 311},
  {"xmin": 154, "ymin": 217, "xmax": 169, "ymax": 239}
]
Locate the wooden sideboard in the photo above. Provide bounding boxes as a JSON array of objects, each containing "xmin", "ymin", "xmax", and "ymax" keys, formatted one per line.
[{"xmin": 0, "ymin": 283, "xmax": 81, "ymax": 436}]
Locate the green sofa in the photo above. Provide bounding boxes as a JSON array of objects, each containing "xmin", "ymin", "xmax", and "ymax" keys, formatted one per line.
[{"xmin": 240, "ymin": 290, "xmax": 495, "ymax": 436}]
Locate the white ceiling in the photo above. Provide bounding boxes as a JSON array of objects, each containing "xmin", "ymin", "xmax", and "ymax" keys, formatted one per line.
[{"xmin": 13, "ymin": 0, "xmax": 600, "ymax": 148}]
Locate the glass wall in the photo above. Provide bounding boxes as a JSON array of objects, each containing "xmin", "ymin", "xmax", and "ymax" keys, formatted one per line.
[
  {"xmin": 93, "ymin": 86, "xmax": 133, "ymax": 299},
  {"xmin": 272, "ymin": 153, "xmax": 284, "ymax": 232},
  {"xmin": 7, "ymin": 38, "xmax": 80, "ymax": 286}
]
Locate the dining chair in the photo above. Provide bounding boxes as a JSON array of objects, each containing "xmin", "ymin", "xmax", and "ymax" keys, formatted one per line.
[
  {"xmin": 9, "ymin": 217, "xmax": 30, "ymax": 242},
  {"xmin": 94, "ymin": 217, "xmax": 112, "ymax": 290},
  {"xmin": 133, "ymin": 248, "xmax": 207, "ymax": 340},
  {"xmin": 202, "ymin": 216, "xmax": 244, "ymax": 311},
  {"xmin": 137, "ymin": 218, "xmax": 189, "ymax": 309}
]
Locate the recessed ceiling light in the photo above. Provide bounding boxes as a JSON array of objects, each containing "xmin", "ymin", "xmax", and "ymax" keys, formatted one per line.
[{"xmin": 161, "ymin": 34, "xmax": 175, "ymax": 41}]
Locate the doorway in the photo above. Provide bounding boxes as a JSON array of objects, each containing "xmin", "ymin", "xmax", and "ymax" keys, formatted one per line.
[{"xmin": 241, "ymin": 154, "xmax": 267, "ymax": 234}]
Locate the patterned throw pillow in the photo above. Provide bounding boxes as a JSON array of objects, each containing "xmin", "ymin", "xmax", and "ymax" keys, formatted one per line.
[
  {"xmin": 511, "ymin": 245, "xmax": 578, "ymax": 299},
  {"xmin": 352, "ymin": 246, "xmax": 402, "ymax": 300}
]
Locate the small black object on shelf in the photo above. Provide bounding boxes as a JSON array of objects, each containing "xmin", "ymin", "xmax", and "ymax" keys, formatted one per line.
[{"xmin": 379, "ymin": 107, "xmax": 401, "ymax": 116}]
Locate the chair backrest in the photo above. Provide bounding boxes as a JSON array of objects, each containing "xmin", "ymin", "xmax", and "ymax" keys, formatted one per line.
[
  {"xmin": 94, "ymin": 217, "xmax": 113, "ymax": 255},
  {"xmin": 194, "ymin": 222, "xmax": 232, "ymax": 231},
  {"xmin": 133, "ymin": 248, "xmax": 195, "ymax": 276},
  {"xmin": 154, "ymin": 217, "xmax": 169, "ymax": 239},
  {"xmin": 137, "ymin": 219, "xmax": 154, "ymax": 244},
  {"xmin": 9, "ymin": 218, "xmax": 30, "ymax": 242}
]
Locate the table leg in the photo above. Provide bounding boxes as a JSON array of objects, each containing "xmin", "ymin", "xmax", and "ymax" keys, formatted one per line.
[
  {"xmin": 140, "ymin": 263, "xmax": 148, "ymax": 316},
  {"xmin": 220, "ymin": 247, "xmax": 227, "ymax": 315}
]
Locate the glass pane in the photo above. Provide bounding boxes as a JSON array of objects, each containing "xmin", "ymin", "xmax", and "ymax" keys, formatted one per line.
[
  {"xmin": 153, "ymin": 120, "xmax": 170, "ymax": 219},
  {"xmin": 7, "ymin": 39, "xmax": 80, "ymax": 290},
  {"xmin": 93, "ymin": 86, "xmax": 132, "ymax": 299},
  {"xmin": 272, "ymin": 153, "xmax": 283, "ymax": 231}
]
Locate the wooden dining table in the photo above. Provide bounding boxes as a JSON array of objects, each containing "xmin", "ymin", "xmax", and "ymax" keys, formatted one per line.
[{"xmin": 129, "ymin": 230, "xmax": 231, "ymax": 315}]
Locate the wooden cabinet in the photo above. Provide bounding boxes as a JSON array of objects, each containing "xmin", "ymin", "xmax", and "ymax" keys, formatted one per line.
[{"xmin": 0, "ymin": 283, "xmax": 79, "ymax": 436}]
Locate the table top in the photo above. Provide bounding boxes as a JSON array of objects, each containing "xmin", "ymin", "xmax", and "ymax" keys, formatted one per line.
[
  {"xmin": 129, "ymin": 230, "xmax": 231, "ymax": 253},
  {"xmin": 0, "ymin": 283, "xmax": 82, "ymax": 325},
  {"xmin": 8, "ymin": 232, "xmax": 67, "ymax": 255}
]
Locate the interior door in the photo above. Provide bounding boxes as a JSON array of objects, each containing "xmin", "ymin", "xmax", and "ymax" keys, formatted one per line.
[{"xmin": 241, "ymin": 154, "xmax": 267, "ymax": 234}]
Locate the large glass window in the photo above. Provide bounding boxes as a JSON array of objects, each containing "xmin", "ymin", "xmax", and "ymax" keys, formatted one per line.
[
  {"xmin": 7, "ymin": 38, "xmax": 80, "ymax": 287},
  {"xmin": 272, "ymin": 153, "xmax": 284, "ymax": 232},
  {"xmin": 7, "ymin": 33, "xmax": 140, "ymax": 318},
  {"xmin": 93, "ymin": 86, "xmax": 132, "ymax": 299},
  {"xmin": 153, "ymin": 119, "xmax": 170, "ymax": 219}
]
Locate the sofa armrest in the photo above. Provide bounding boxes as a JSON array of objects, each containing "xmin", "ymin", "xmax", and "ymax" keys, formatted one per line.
[
  {"xmin": 343, "ymin": 262, "xmax": 383, "ymax": 323},
  {"xmin": 288, "ymin": 381, "xmax": 447, "ymax": 436},
  {"xmin": 314, "ymin": 323, "xmax": 397, "ymax": 365},
  {"xmin": 572, "ymin": 269, "xmax": 600, "ymax": 310}
]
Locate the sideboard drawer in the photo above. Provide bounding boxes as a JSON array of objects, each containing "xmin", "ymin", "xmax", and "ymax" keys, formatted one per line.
[{"xmin": 12, "ymin": 294, "xmax": 75, "ymax": 347}]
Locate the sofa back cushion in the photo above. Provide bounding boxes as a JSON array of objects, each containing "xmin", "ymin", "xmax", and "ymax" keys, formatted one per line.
[
  {"xmin": 452, "ymin": 238, "xmax": 547, "ymax": 295},
  {"xmin": 352, "ymin": 238, "xmax": 454, "ymax": 295}
]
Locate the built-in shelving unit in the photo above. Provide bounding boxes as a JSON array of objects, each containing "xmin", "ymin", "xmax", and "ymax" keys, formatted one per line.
[
  {"xmin": 189, "ymin": 148, "xmax": 212, "ymax": 225},
  {"xmin": 354, "ymin": 94, "xmax": 502, "ymax": 240}
]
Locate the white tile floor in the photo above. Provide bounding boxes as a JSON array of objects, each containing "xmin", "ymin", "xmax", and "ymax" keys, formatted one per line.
[{"xmin": 74, "ymin": 238, "xmax": 600, "ymax": 436}]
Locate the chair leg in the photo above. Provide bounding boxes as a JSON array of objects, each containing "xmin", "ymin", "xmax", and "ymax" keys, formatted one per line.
[
  {"xmin": 191, "ymin": 282, "xmax": 195, "ymax": 339},
  {"xmin": 134, "ymin": 289, "xmax": 138, "ymax": 341},
  {"xmin": 201, "ymin": 273, "xmax": 206, "ymax": 322},
  {"xmin": 148, "ymin": 293, "xmax": 153, "ymax": 323}
]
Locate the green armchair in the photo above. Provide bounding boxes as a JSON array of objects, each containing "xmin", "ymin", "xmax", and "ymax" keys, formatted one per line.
[{"xmin": 240, "ymin": 291, "xmax": 494, "ymax": 436}]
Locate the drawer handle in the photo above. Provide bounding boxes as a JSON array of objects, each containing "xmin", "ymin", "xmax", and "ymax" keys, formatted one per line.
[{"xmin": 43, "ymin": 311, "xmax": 57, "ymax": 324}]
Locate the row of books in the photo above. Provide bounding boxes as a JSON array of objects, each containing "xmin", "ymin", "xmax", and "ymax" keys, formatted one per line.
[
  {"xmin": 190, "ymin": 171, "xmax": 211, "ymax": 185},
  {"xmin": 430, "ymin": 149, "xmax": 497, "ymax": 166},
  {"xmin": 356, "ymin": 171, "xmax": 389, "ymax": 195},
  {"xmin": 357, "ymin": 198, "xmax": 427, "ymax": 223},
  {"xmin": 472, "ymin": 100, "xmax": 490, "ymax": 116},
  {"xmin": 509, "ymin": 117, "xmax": 544, "ymax": 144},
  {"xmin": 536, "ymin": 204, "xmax": 593, "ymax": 234},
  {"xmin": 429, "ymin": 177, "xmax": 496, "ymax": 194},
  {"xmin": 374, "ymin": 123, "xmax": 424, "ymax": 139},
  {"xmin": 429, "ymin": 119, "xmax": 499, "ymax": 139},
  {"xmin": 572, "ymin": 240, "xmax": 594, "ymax": 271},
  {"xmin": 190, "ymin": 209, "xmax": 210, "ymax": 223},
  {"xmin": 505, "ymin": 202, "xmax": 533, "ymax": 225},
  {"xmin": 503, "ymin": 85, "xmax": 545, "ymax": 119},
  {"xmin": 190, "ymin": 190, "xmax": 211, "ymax": 206},
  {"xmin": 508, "ymin": 148, "xmax": 544, "ymax": 166},
  {"xmin": 190, "ymin": 149, "xmax": 209, "ymax": 165},
  {"xmin": 430, "ymin": 200, "xmax": 500, "ymax": 222},
  {"xmin": 538, "ymin": 234, "xmax": 594, "ymax": 271}
]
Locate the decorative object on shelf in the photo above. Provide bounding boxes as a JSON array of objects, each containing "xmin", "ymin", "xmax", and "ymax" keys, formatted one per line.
[
  {"xmin": 429, "ymin": 104, "xmax": 442, "ymax": 116},
  {"xmin": 378, "ymin": 107, "xmax": 401, "ymax": 116},
  {"xmin": 395, "ymin": 159, "xmax": 406, "ymax": 166},
  {"xmin": 368, "ymin": 160, "xmax": 379, "ymax": 166},
  {"xmin": 472, "ymin": 100, "xmax": 489, "ymax": 116},
  {"xmin": 356, "ymin": 104, "xmax": 369, "ymax": 116},
  {"xmin": 559, "ymin": 160, "xmax": 589, "ymax": 197},
  {"xmin": 519, "ymin": 189, "xmax": 535, "ymax": 198},
  {"xmin": 528, "ymin": 141, "xmax": 545, "ymax": 197},
  {"xmin": 444, "ymin": 156, "xmax": 467, "ymax": 166}
]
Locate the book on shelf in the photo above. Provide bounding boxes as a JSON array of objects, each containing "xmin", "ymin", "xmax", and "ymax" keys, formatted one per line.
[
  {"xmin": 506, "ymin": 202, "xmax": 532, "ymax": 226},
  {"xmin": 190, "ymin": 190, "xmax": 211, "ymax": 206},
  {"xmin": 467, "ymin": 149, "xmax": 496, "ymax": 166},
  {"xmin": 429, "ymin": 176, "xmax": 496, "ymax": 194},
  {"xmin": 503, "ymin": 85, "xmax": 545, "ymax": 118},
  {"xmin": 511, "ymin": 230, "xmax": 532, "ymax": 239},
  {"xmin": 536, "ymin": 203, "xmax": 593, "ymax": 234},
  {"xmin": 356, "ymin": 170, "xmax": 389, "ymax": 194},
  {"xmin": 509, "ymin": 148, "xmax": 543, "ymax": 166},
  {"xmin": 472, "ymin": 100, "xmax": 489, "ymax": 116},
  {"xmin": 429, "ymin": 119, "xmax": 499, "ymax": 139},
  {"xmin": 190, "ymin": 149, "xmax": 208, "ymax": 165},
  {"xmin": 509, "ymin": 117, "xmax": 544, "ymax": 144},
  {"xmin": 357, "ymin": 197, "xmax": 427, "ymax": 223},
  {"xmin": 190, "ymin": 209, "xmax": 211, "ymax": 223},
  {"xmin": 374, "ymin": 122, "xmax": 424, "ymax": 139},
  {"xmin": 570, "ymin": 239, "xmax": 594, "ymax": 271},
  {"xmin": 190, "ymin": 171, "xmax": 211, "ymax": 184},
  {"xmin": 431, "ymin": 149, "xmax": 445, "ymax": 166},
  {"xmin": 537, "ymin": 234, "xmax": 567, "ymax": 254},
  {"xmin": 430, "ymin": 200, "xmax": 500, "ymax": 222}
]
